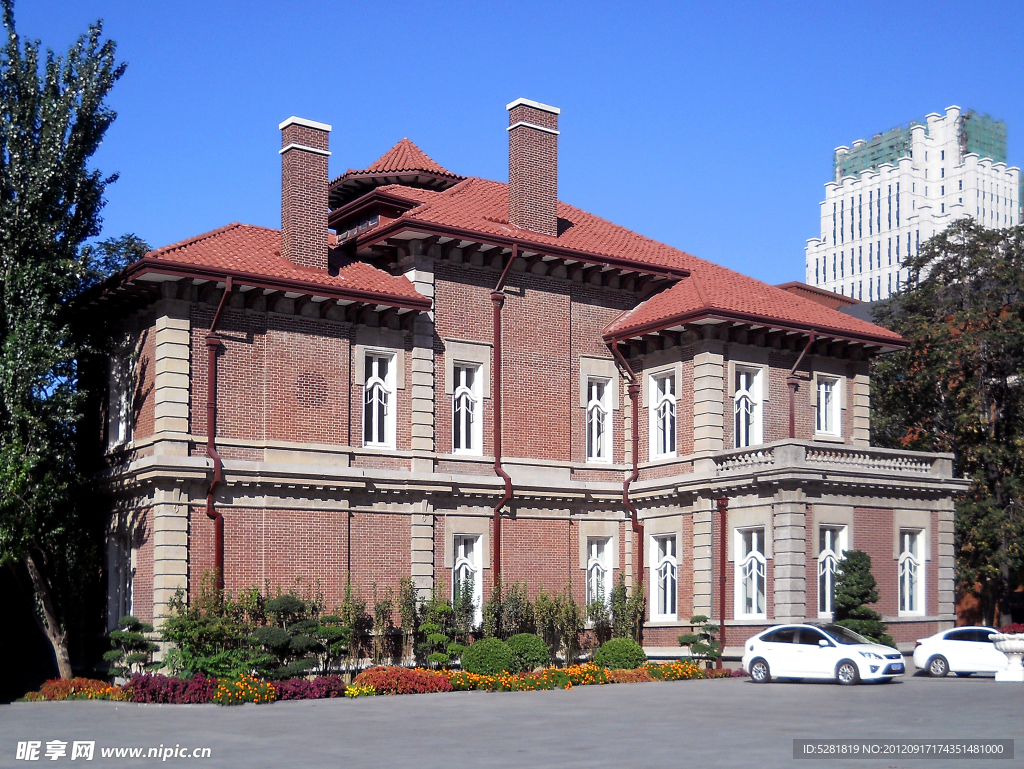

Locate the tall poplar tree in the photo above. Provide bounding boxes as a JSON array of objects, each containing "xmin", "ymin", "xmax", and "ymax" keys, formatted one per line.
[
  {"xmin": 0, "ymin": 0, "xmax": 125, "ymax": 677},
  {"xmin": 872, "ymin": 219, "xmax": 1024, "ymax": 626}
]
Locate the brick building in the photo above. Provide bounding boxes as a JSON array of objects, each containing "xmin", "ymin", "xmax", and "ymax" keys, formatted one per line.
[{"xmin": 90, "ymin": 100, "xmax": 967, "ymax": 657}]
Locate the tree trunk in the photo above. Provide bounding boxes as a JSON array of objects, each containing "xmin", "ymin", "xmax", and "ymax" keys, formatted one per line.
[{"xmin": 24, "ymin": 551, "xmax": 73, "ymax": 679}]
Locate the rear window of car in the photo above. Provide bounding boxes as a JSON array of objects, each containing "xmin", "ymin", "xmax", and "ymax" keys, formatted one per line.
[
  {"xmin": 944, "ymin": 629, "xmax": 975, "ymax": 642},
  {"xmin": 762, "ymin": 627, "xmax": 798, "ymax": 643}
]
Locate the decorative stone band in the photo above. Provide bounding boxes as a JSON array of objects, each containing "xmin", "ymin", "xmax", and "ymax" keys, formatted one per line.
[
  {"xmin": 506, "ymin": 121, "xmax": 560, "ymax": 135},
  {"xmin": 279, "ymin": 143, "xmax": 331, "ymax": 156}
]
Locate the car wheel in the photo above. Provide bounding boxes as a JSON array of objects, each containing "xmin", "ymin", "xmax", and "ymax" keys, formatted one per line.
[
  {"xmin": 749, "ymin": 658, "xmax": 771, "ymax": 683},
  {"xmin": 836, "ymin": 660, "xmax": 860, "ymax": 686},
  {"xmin": 927, "ymin": 656, "xmax": 949, "ymax": 677},
  {"xmin": 955, "ymin": 672, "xmax": 973, "ymax": 678}
]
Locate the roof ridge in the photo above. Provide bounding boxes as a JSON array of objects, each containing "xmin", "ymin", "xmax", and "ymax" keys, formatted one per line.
[{"xmin": 148, "ymin": 222, "xmax": 246, "ymax": 258}]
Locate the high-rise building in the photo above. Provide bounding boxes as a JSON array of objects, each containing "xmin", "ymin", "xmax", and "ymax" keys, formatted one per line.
[{"xmin": 805, "ymin": 106, "xmax": 1020, "ymax": 301}]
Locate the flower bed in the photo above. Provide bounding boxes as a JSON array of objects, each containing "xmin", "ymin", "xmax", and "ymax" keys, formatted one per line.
[{"xmin": 22, "ymin": 661, "xmax": 738, "ymax": 704}]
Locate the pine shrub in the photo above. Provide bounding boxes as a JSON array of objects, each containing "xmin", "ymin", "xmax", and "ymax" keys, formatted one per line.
[
  {"xmin": 833, "ymin": 550, "xmax": 895, "ymax": 646},
  {"xmin": 593, "ymin": 638, "xmax": 646, "ymax": 670}
]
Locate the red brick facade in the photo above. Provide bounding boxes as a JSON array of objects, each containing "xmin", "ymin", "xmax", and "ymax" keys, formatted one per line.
[{"xmin": 94, "ymin": 103, "xmax": 965, "ymax": 659}]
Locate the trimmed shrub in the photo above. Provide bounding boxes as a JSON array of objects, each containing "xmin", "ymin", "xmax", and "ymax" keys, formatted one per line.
[
  {"xmin": 608, "ymin": 668, "xmax": 653, "ymax": 683},
  {"xmin": 506, "ymin": 633, "xmax": 550, "ymax": 672},
  {"xmin": 593, "ymin": 638, "xmax": 646, "ymax": 670},
  {"xmin": 128, "ymin": 673, "xmax": 216, "ymax": 704},
  {"xmin": 212, "ymin": 675, "xmax": 276, "ymax": 705},
  {"xmin": 274, "ymin": 676, "xmax": 347, "ymax": 700},
  {"xmin": 460, "ymin": 637, "xmax": 514, "ymax": 675},
  {"xmin": 352, "ymin": 666, "xmax": 453, "ymax": 695}
]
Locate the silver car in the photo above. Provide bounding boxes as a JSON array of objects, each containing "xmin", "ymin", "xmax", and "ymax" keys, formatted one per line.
[{"xmin": 742, "ymin": 624, "xmax": 905, "ymax": 685}]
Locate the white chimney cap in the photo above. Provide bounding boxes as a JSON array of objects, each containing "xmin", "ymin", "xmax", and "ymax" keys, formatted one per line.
[
  {"xmin": 279, "ymin": 116, "xmax": 332, "ymax": 132},
  {"xmin": 506, "ymin": 98, "xmax": 560, "ymax": 115}
]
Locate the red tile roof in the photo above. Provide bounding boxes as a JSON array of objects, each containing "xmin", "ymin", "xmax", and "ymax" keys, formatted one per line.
[
  {"xmin": 365, "ymin": 178, "xmax": 904, "ymax": 346},
  {"xmin": 133, "ymin": 223, "xmax": 428, "ymax": 307},
  {"xmin": 331, "ymin": 139, "xmax": 463, "ymax": 185}
]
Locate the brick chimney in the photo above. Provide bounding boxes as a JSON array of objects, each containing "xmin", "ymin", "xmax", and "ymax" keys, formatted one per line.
[
  {"xmin": 507, "ymin": 98, "xmax": 560, "ymax": 236},
  {"xmin": 279, "ymin": 116, "xmax": 332, "ymax": 269}
]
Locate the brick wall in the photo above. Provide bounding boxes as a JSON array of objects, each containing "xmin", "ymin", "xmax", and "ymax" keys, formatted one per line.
[
  {"xmin": 508, "ymin": 102, "xmax": 558, "ymax": 236},
  {"xmin": 853, "ymin": 507, "xmax": 897, "ymax": 616},
  {"xmin": 133, "ymin": 322, "xmax": 157, "ymax": 440},
  {"xmin": 280, "ymin": 120, "xmax": 329, "ymax": 270},
  {"xmin": 133, "ymin": 511, "xmax": 154, "ymax": 624}
]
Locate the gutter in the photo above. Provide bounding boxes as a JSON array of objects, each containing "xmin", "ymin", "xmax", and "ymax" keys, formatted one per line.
[
  {"xmin": 205, "ymin": 277, "xmax": 233, "ymax": 590},
  {"xmin": 491, "ymin": 245, "xmax": 517, "ymax": 587},
  {"xmin": 609, "ymin": 342, "xmax": 644, "ymax": 591},
  {"xmin": 787, "ymin": 331, "xmax": 815, "ymax": 439},
  {"xmin": 716, "ymin": 496, "xmax": 728, "ymax": 670}
]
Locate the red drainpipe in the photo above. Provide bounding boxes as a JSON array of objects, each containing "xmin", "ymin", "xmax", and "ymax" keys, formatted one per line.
[
  {"xmin": 716, "ymin": 495, "xmax": 728, "ymax": 669},
  {"xmin": 490, "ymin": 245, "xmax": 517, "ymax": 587},
  {"xmin": 786, "ymin": 331, "xmax": 815, "ymax": 439},
  {"xmin": 609, "ymin": 342, "xmax": 644, "ymax": 589},
  {"xmin": 205, "ymin": 277, "xmax": 233, "ymax": 590}
]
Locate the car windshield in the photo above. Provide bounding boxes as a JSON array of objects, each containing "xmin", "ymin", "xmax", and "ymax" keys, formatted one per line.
[{"xmin": 820, "ymin": 625, "xmax": 873, "ymax": 645}]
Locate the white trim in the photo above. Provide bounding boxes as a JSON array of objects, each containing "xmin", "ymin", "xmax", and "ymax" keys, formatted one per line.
[
  {"xmin": 734, "ymin": 527, "xmax": 768, "ymax": 620},
  {"xmin": 278, "ymin": 116, "xmax": 332, "ymax": 131},
  {"xmin": 506, "ymin": 121, "xmax": 560, "ymax": 135},
  {"xmin": 505, "ymin": 98, "xmax": 561, "ymax": 114},
  {"xmin": 279, "ymin": 143, "xmax": 331, "ymax": 157},
  {"xmin": 649, "ymin": 534, "xmax": 679, "ymax": 622}
]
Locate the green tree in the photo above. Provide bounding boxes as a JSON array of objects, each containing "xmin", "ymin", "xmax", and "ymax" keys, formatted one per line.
[
  {"xmin": 872, "ymin": 220, "xmax": 1024, "ymax": 625},
  {"xmin": 0, "ymin": 0, "xmax": 126, "ymax": 678},
  {"xmin": 832, "ymin": 550, "xmax": 894, "ymax": 647},
  {"xmin": 103, "ymin": 615, "xmax": 159, "ymax": 679}
]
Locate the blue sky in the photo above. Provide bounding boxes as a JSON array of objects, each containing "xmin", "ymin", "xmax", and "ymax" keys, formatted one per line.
[{"xmin": 15, "ymin": 0, "xmax": 1024, "ymax": 284}]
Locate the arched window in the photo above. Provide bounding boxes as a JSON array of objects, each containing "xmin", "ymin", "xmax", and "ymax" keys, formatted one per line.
[
  {"xmin": 736, "ymin": 528, "xmax": 766, "ymax": 618},
  {"xmin": 817, "ymin": 526, "xmax": 846, "ymax": 616},
  {"xmin": 898, "ymin": 530, "xmax": 922, "ymax": 614},
  {"xmin": 734, "ymin": 368, "xmax": 762, "ymax": 448},
  {"xmin": 652, "ymin": 373, "xmax": 676, "ymax": 458},
  {"xmin": 453, "ymin": 534, "xmax": 482, "ymax": 625},
  {"xmin": 652, "ymin": 535, "xmax": 677, "ymax": 620},
  {"xmin": 453, "ymin": 364, "xmax": 480, "ymax": 454},
  {"xmin": 586, "ymin": 378, "xmax": 610, "ymax": 462},
  {"xmin": 363, "ymin": 354, "xmax": 394, "ymax": 447},
  {"xmin": 586, "ymin": 537, "xmax": 610, "ymax": 605}
]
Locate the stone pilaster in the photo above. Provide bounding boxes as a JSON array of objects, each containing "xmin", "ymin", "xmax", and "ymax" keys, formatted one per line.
[
  {"xmin": 410, "ymin": 504, "xmax": 435, "ymax": 599},
  {"xmin": 693, "ymin": 337, "xmax": 725, "ymax": 455},
  {"xmin": 406, "ymin": 247, "xmax": 435, "ymax": 473},
  {"xmin": 937, "ymin": 499, "xmax": 956, "ymax": 617},
  {"xmin": 851, "ymin": 372, "xmax": 870, "ymax": 446},
  {"xmin": 772, "ymin": 487, "xmax": 807, "ymax": 622},
  {"xmin": 692, "ymin": 502, "xmax": 713, "ymax": 617},
  {"xmin": 153, "ymin": 304, "xmax": 191, "ymax": 457},
  {"xmin": 152, "ymin": 484, "xmax": 189, "ymax": 629}
]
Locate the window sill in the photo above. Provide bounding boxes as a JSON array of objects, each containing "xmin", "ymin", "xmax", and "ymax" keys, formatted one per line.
[
  {"xmin": 812, "ymin": 433, "xmax": 845, "ymax": 444},
  {"xmin": 646, "ymin": 618, "xmax": 679, "ymax": 626},
  {"xmin": 363, "ymin": 443, "xmax": 396, "ymax": 451},
  {"xmin": 733, "ymin": 614, "xmax": 767, "ymax": 623}
]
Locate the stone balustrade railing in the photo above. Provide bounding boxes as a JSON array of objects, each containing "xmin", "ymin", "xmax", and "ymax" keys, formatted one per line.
[{"xmin": 709, "ymin": 440, "xmax": 953, "ymax": 478}]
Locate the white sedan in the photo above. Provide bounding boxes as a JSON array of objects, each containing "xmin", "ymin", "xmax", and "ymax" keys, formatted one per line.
[
  {"xmin": 742, "ymin": 624, "xmax": 905, "ymax": 685},
  {"xmin": 913, "ymin": 626, "xmax": 1008, "ymax": 677}
]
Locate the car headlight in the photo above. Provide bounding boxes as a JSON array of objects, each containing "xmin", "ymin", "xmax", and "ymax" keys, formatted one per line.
[{"xmin": 858, "ymin": 652, "xmax": 882, "ymax": 659}]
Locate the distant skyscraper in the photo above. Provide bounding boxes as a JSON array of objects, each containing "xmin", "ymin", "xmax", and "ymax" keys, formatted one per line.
[{"xmin": 805, "ymin": 106, "xmax": 1020, "ymax": 301}]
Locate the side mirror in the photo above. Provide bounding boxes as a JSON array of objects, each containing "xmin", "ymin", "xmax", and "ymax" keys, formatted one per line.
[{"xmin": 818, "ymin": 639, "xmax": 829, "ymax": 647}]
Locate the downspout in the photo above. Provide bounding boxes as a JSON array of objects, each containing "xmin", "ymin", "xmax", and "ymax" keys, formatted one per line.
[
  {"xmin": 610, "ymin": 343, "xmax": 644, "ymax": 590},
  {"xmin": 716, "ymin": 495, "xmax": 728, "ymax": 670},
  {"xmin": 786, "ymin": 331, "xmax": 815, "ymax": 439},
  {"xmin": 205, "ymin": 277, "xmax": 233, "ymax": 591},
  {"xmin": 491, "ymin": 244, "xmax": 517, "ymax": 587}
]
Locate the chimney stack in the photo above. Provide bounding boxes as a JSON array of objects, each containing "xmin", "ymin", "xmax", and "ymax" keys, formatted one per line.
[
  {"xmin": 507, "ymin": 98, "xmax": 560, "ymax": 236},
  {"xmin": 280, "ymin": 116, "xmax": 332, "ymax": 270}
]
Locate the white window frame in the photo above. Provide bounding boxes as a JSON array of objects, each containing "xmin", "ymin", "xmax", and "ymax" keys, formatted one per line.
[
  {"xmin": 453, "ymin": 534, "xmax": 483, "ymax": 625},
  {"xmin": 815, "ymin": 376, "xmax": 841, "ymax": 438},
  {"xmin": 898, "ymin": 529, "xmax": 924, "ymax": 616},
  {"xmin": 586, "ymin": 537, "xmax": 612, "ymax": 606},
  {"xmin": 817, "ymin": 525, "xmax": 848, "ymax": 617},
  {"xmin": 649, "ymin": 372, "xmax": 677, "ymax": 459},
  {"xmin": 452, "ymin": 362, "xmax": 482, "ymax": 455},
  {"xmin": 734, "ymin": 527, "xmax": 767, "ymax": 620},
  {"xmin": 733, "ymin": 366, "xmax": 763, "ymax": 448},
  {"xmin": 586, "ymin": 377, "xmax": 613, "ymax": 463},
  {"xmin": 650, "ymin": 534, "xmax": 678, "ymax": 621},
  {"xmin": 363, "ymin": 352, "xmax": 396, "ymax": 449}
]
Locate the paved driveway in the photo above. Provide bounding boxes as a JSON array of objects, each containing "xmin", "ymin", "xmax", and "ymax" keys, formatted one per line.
[{"xmin": 2, "ymin": 674, "xmax": 1021, "ymax": 769}]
